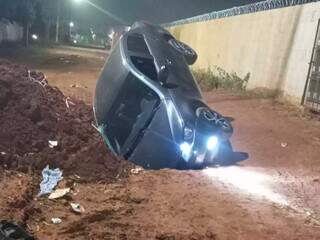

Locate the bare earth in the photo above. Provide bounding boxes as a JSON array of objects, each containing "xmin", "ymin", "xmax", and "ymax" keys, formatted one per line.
[{"xmin": 1, "ymin": 46, "xmax": 320, "ymax": 239}]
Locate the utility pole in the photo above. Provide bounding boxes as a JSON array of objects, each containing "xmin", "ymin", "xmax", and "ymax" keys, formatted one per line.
[{"xmin": 55, "ymin": 0, "xmax": 61, "ymax": 43}]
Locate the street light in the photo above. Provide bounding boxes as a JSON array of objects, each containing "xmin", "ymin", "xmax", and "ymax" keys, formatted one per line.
[
  {"xmin": 69, "ymin": 22, "xmax": 74, "ymax": 39},
  {"xmin": 72, "ymin": 0, "xmax": 127, "ymax": 25}
]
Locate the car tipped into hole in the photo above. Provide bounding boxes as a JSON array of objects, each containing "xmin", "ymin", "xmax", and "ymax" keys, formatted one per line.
[{"xmin": 94, "ymin": 21, "xmax": 234, "ymax": 169}]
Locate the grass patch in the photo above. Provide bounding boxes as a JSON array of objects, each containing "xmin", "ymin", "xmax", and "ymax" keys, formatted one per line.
[{"xmin": 192, "ymin": 66, "xmax": 250, "ymax": 92}]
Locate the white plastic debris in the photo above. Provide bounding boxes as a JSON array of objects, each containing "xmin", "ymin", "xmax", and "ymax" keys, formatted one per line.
[
  {"xmin": 70, "ymin": 203, "xmax": 85, "ymax": 214},
  {"xmin": 27, "ymin": 69, "xmax": 48, "ymax": 88},
  {"xmin": 130, "ymin": 167, "xmax": 144, "ymax": 175},
  {"xmin": 65, "ymin": 98, "xmax": 70, "ymax": 109},
  {"xmin": 38, "ymin": 166, "xmax": 63, "ymax": 197},
  {"xmin": 281, "ymin": 142, "xmax": 288, "ymax": 148},
  {"xmin": 48, "ymin": 141, "xmax": 58, "ymax": 148},
  {"xmin": 0, "ymin": 152, "xmax": 6, "ymax": 155},
  {"xmin": 48, "ymin": 188, "xmax": 70, "ymax": 200},
  {"xmin": 65, "ymin": 97, "xmax": 76, "ymax": 109},
  {"xmin": 91, "ymin": 122, "xmax": 99, "ymax": 132},
  {"xmin": 51, "ymin": 218, "xmax": 62, "ymax": 224}
]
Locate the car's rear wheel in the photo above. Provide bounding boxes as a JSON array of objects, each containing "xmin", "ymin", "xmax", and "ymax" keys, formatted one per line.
[{"xmin": 169, "ymin": 39, "xmax": 197, "ymax": 65}]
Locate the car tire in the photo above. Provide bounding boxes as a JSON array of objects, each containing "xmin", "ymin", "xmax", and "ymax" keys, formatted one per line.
[
  {"xmin": 169, "ymin": 39, "xmax": 197, "ymax": 65},
  {"xmin": 186, "ymin": 160, "xmax": 204, "ymax": 170},
  {"xmin": 215, "ymin": 140, "xmax": 234, "ymax": 166},
  {"xmin": 176, "ymin": 158, "xmax": 203, "ymax": 170}
]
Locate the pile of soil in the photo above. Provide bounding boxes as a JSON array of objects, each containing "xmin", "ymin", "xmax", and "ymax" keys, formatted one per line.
[{"xmin": 0, "ymin": 59, "xmax": 133, "ymax": 182}]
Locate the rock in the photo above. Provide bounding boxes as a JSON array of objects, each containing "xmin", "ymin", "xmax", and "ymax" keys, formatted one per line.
[
  {"xmin": 48, "ymin": 140, "xmax": 58, "ymax": 149},
  {"xmin": 51, "ymin": 218, "xmax": 62, "ymax": 224}
]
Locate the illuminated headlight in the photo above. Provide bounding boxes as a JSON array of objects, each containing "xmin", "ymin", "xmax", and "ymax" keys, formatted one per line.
[
  {"xmin": 180, "ymin": 142, "xmax": 192, "ymax": 161},
  {"xmin": 32, "ymin": 34, "xmax": 38, "ymax": 40},
  {"xmin": 207, "ymin": 136, "xmax": 219, "ymax": 150}
]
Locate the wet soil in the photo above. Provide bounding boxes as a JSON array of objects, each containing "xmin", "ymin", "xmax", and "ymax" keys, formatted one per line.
[
  {"xmin": 0, "ymin": 47, "xmax": 320, "ymax": 239},
  {"xmin": 0, "ymin": 59, "xmax": 132, "ymax": 183}
]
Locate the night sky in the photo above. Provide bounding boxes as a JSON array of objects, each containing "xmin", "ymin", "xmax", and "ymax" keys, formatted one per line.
[{"xmin": 72, "ymin": 0, "xmax": 265, "ymax": 26}]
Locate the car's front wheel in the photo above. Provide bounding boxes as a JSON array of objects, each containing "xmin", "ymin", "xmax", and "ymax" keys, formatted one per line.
[{"xmin": 214, "ymin": 140, "xmax": 234, "ymax": 166}]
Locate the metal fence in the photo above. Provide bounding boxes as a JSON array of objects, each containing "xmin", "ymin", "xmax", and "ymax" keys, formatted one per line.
[
  {"xmin": 305, "ymin": 19, "xmax": 320, "ymax": 111},
  {"xmin": 163, "ymin": 0, "xmax": 320, "ymax": 27}
]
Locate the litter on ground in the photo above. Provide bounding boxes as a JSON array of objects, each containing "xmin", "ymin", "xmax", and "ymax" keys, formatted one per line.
[{"xmin": 38, "ymin": 166, "xmax": 63, "ymax": 197}]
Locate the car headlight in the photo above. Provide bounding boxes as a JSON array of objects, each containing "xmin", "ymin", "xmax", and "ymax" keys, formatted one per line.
[
  {"xmin": 180, "ymin": 142, "xmax": 192, "ymax": 161},
  {"xmin": 207, "ymin": 136, "xmax": 219, "ymax": 150}
]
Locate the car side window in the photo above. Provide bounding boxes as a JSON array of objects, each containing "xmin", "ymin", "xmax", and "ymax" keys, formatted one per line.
[{"xmin": 106, "ymin": 74, "xmax": 159, "ymax": 154}]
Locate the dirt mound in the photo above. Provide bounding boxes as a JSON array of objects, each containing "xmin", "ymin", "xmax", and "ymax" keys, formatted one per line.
[{"xmin": 0, "ymin": 59, "xmax": 133, "ymax": 182}]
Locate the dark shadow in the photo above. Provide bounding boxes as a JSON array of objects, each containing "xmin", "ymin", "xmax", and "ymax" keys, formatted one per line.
[
  {"xmin": 276, "ymin": 6, "xmax": 303, "ymax": 90},
  {"xmin": 216, "ymin": 151, "xmax": 249, "ymax": 167},
  {"xmin": 163, "ymin": 151, "xmax": 249, "ymax": 171}
]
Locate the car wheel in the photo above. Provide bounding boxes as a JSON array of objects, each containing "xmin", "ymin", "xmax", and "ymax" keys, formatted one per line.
[
  {"xmin": 175, "ymin": 158, "xmax": 204, "ymax": 170},
  {"xmin": 214, "ymin": 140, "xmax": 234, "ymax": 166},
  {"xmin": 187, "ymin": 160, "xmax": 204, "ymax": 170},
  {"xmin": 169, "ymin": 39, "xmax": 198, "ymax": 65}
]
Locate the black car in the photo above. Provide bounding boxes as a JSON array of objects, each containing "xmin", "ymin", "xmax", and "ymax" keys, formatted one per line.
[{"xmin": 94, "ymin": 21, "xmax": 234, "ymax": 169}]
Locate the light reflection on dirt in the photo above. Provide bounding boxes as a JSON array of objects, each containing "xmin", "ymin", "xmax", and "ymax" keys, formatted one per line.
[{"xmin": 203, "ymin": 166, "xmax": 289, "ymax": 206}]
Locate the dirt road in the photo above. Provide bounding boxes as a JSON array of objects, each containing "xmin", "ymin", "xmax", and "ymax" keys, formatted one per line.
[{"xmin": 1, "ymin": 46, "xmax": 320, "ymax": 239}]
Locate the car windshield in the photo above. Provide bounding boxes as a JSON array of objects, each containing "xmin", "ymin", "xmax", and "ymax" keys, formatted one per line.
[{"xmin": 105, "ymin": 74, "xmax": 160, "ymax": 154}]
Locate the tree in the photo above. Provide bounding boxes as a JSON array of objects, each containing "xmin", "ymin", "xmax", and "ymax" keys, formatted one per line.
[
  {"xmin": 40, "ymin": 0, "xmax": 71, "ymax": 43},
  {"xmin": 55, "ymin": 0, "xmax": 61, "ymax": 43},
  {"xmin": 0, "ymin": 0, "xmax": 37, "ymax": 47},
  {"xmin": 16, "ymin": 0, "xmax": 37, "ymax": 47},
  {"xmin": 39, "ymin": 0, "xmax": 58, "ymax": 42}
]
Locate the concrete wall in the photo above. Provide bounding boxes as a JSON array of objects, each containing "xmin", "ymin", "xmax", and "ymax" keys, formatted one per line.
[
  {"xmin": 169, "ymin": 2, "xmax": 320, "ymax": 104},
  {"xmin": 0, "ymin": 20, "xmax": 23, "ymax": 44}
]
